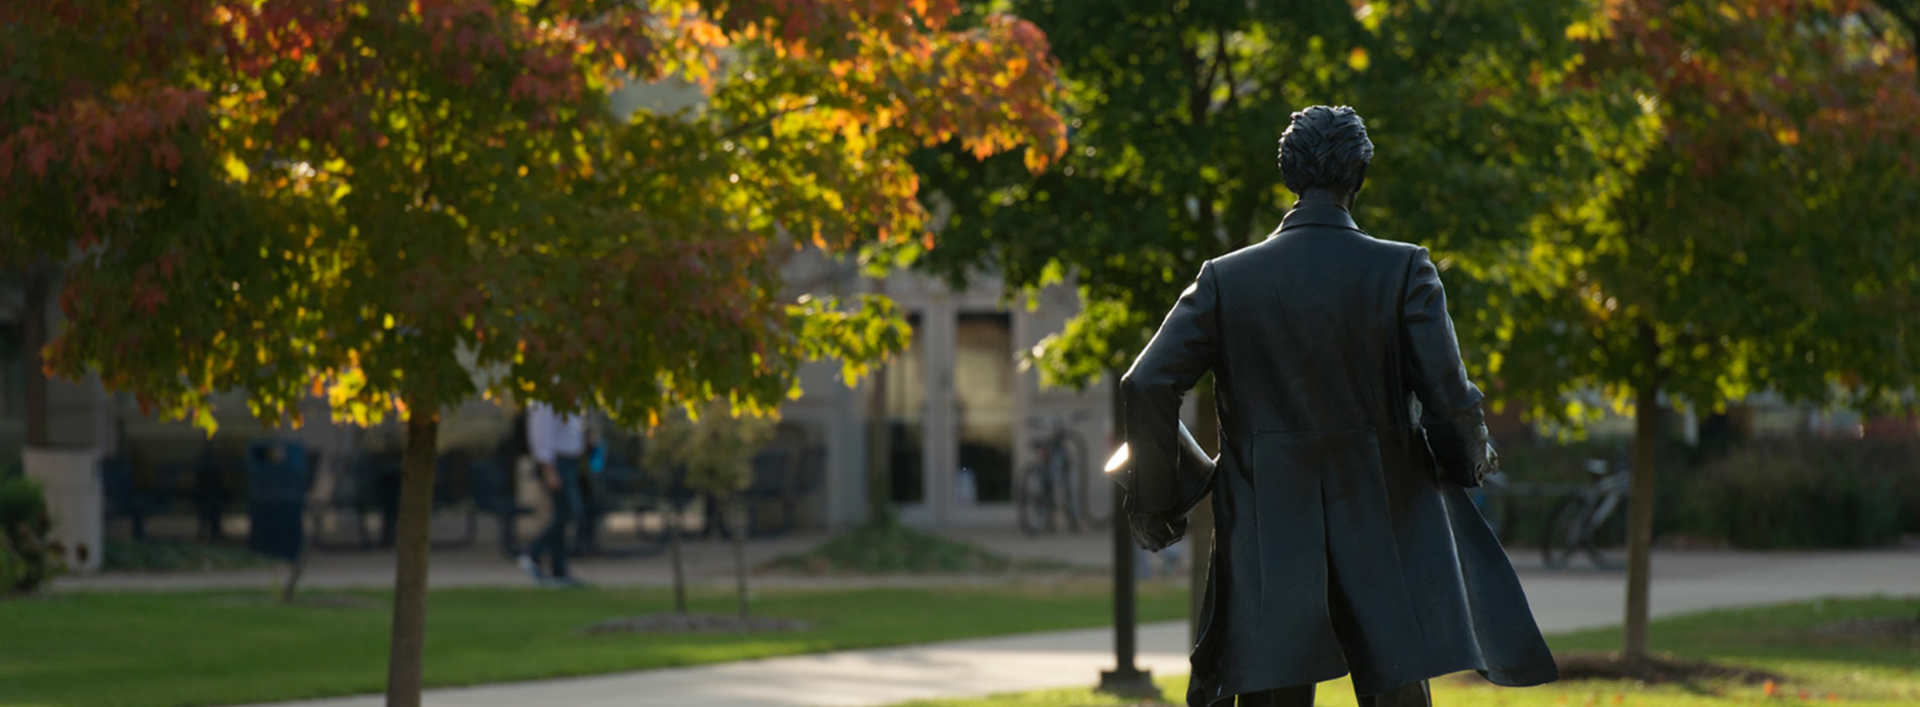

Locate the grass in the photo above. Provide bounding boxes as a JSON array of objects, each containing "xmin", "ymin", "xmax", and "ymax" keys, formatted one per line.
[
  {"xmin": 0, "ymin": 579, "xmax": 1191, "ymax": 707},
  {"xmin": 761, "ymin": 520, "xmax": 1082, "ymax": 575},
  {"xmin": 890, "ymin": 596, "xmax": 1920, "ymax": 707}
]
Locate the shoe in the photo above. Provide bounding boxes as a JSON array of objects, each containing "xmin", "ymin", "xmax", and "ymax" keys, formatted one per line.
[
  {"xmin": 516, "ymin": 554, "xmax": 544, "ymax": 582},
  {"xmin": 543, "ymin": 576, "xmax": 586, "ymax": 589}
]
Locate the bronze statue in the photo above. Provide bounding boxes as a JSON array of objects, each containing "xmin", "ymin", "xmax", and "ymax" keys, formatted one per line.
[{"xmin": 1115, "ymin": 105, "xmax": 1558, "ymax": 707}]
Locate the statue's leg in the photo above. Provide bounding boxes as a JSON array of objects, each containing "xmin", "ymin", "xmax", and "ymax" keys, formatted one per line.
[
  {"xmin": 1356, "ymin": 679, "xmax": 1431, "ymax": 707},
  {"xmin": 1236, "ymin": 684, "xmax": 1315, "ymax": 706}
]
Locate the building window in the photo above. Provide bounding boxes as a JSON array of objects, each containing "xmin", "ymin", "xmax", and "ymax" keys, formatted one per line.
[
  {"xmin": 955, "ymin": 312, "xmax": 1014, "ymax": 504},
  {"xmin": 0, "ymin": 322, "xmax": 20, "ymax": 418},
  {"xmin": 884, "ymin": 312, "xmax": 926, "ymax": 504}
]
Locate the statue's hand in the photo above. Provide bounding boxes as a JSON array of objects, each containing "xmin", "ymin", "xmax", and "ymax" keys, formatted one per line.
[
  {"xmin": 1474, "ymin": 441, "xmax": 1500, "ymax": 485},
  {"xmin": 1421, "ymin": 406, "xmax": 1498, "ymax": 488},
  {"xmin": 1127, "ymin": 510, "xmax": 1189, "ymax": 553}
]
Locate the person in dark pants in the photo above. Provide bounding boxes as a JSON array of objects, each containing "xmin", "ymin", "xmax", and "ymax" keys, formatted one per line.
[{"xmin": 518, "ymin": 401, "xmax": 586, "ymax": 587}]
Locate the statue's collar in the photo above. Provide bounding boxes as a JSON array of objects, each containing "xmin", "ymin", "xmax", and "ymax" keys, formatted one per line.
[{"xmin": 1275, "ymin": 201, "xmax": 1363, "ymax": 235}]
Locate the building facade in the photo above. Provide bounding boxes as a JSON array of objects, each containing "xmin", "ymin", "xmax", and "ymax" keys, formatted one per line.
[{"xmin": 0, "ymin": 258, "xmax": 1114, "ymax": 533}]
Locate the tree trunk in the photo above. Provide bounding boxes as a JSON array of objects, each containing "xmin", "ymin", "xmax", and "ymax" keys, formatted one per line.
[
  {"xmin": 730, "ymin": 501, "xmax": 749, "ymax": 617},
  {"xmin": 668, "ymin": 508, "xmax": 688, "ymax": 614},
  {"xmin": 1622, "ymin": 324, "xmax": 1663, "ymax": 664},
  {"xmin": 22, "ymin": 267, "xmax": 50, "ymax": 448},
  {"xmin": 1187, "ymin": 379, "xmax": 1220, "ymax": 646},
  {"xmin": 384, "ymin": 411, "xmax": 439, "ymax": 707}
]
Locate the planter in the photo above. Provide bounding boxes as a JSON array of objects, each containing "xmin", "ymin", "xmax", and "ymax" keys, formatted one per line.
[{"xmin": 23, "ymin": 447, "xmax": 104, "ymax": 574}]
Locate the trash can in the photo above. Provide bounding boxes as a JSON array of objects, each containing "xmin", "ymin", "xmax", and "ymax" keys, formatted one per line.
[{"xmin": 246, "ymin": 441, "xmax": 311, "ymax": 562}]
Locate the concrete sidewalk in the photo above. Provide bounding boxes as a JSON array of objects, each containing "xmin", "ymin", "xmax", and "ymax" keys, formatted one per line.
[
  {"xmin": 255, "ymin": 623, "xmax": 1195, "ymax": 707},
  {"xmin": 243, "ymin": 548, "xmax": 1919, "ymax": 707},
  {"xmin": 54, "ymin": 529, "xmax": 1116, "ymax": 592}
]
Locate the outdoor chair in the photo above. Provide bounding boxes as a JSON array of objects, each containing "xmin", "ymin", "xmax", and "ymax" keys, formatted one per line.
[
  {"xmin": 428, "ymin": 452, "xmax": 480, "ymax": 550},
  {"xmin": 191, "ymin": 451, "xmax": 245, "ymax": 543},
  {"xmin": 736, "ymin": 449, "xmax": 798, "ymax": 538},
  {"xmin": 101, "ymin": 455, "xmax": 174, "ymax": 541},
  {"xmin": 308, "ymin": 451, "xmax": 479, "ymax": 551},
  {"xmin": 584, "ymin": 460, "xmax": 679, "ymax": 556},
  {"xmin": 308, "ymin": 454, "xmax": 389, "ymax": 550}
]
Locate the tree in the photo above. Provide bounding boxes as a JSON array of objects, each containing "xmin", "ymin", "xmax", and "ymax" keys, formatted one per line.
[
  {"xmin": 12, "ymin": 1, "xmax": 1064, "ymax": 705},
  {"xmin": 644, "ymin": 400, "xmax": 777, "ymax": 617},
  {"xmin": 910, "ymin": 0, "xmax": 1590, "ymax": 638},
  {"xmin": 1478, "ymin": 0, "xmax": 1920, "ymax": 663},
  {"xmin": 2, "ymin": 1, "xmax": 235, "ymax": 450}
]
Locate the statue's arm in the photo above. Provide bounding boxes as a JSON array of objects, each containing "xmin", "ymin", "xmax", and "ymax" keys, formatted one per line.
[
  {"xmin": 1119, "ymin": 260, "xmax": 1221, "ymax": 550},
  {"xmin": 1402, "ymin": 247, "xmax": 1498, "ymax": 487}
]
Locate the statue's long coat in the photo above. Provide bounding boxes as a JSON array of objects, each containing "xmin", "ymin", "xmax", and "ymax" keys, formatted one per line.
[{"xmin": 1119, "ymin": 203, "xmax": 1559, "ymax": 706}]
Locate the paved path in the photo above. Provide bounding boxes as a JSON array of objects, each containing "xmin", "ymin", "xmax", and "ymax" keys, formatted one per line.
[
  {"xmin": 245, "ymin": 548, "xmax": 1920, "ymax": 707},
  {"xmin": 54, "ymin": 529, "xmax": 1116, "ymax": 592},
  {"xmin": 257, "ymin": 624, "xmax": 1194, "ymax": 707}
]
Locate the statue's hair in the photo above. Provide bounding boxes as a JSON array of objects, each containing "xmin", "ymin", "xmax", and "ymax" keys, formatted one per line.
[{"xmin": 1277, "ymin": 105, "xmax": 1374, "ymax": 195}]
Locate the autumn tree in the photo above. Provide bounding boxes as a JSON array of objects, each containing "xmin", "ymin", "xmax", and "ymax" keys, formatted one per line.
[
  {"xmin": 910, "ymin": 0, "xmax": 1590, "ymax": 635},
  {"xmin": 1, "ymin": 1, "xmax": 237, "ymax": 451},
  {"xmin": 11, "ymin": 1, "xmax": 1064, "ymax": 704},
  {"xmin": 1478, "ymin": 0, "xmax": 1920, "ymax": 663}
]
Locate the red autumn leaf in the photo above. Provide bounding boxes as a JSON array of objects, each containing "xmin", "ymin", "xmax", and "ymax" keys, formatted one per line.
[{"xmin": 85, "ymin": 191, "xmax": 119, "ymax": 218}]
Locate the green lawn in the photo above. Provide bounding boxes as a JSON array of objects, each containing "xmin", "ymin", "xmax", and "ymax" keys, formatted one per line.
[
  {"xmin": 891, "ymin": 597, "xmax": 1920, "ymax": 707},
  {"xmin": 0, "ymin": 580, "xmax": 1191, "ymax": 707}
]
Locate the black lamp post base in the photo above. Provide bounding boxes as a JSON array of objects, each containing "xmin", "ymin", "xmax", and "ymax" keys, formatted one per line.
[{"xmin": 1098, "ymin": 667, "xmax": 1161, "ymax": 700}]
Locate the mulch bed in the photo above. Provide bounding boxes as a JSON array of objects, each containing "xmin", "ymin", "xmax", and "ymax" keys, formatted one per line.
[
  {"xmin": 580, "ymin": 612, "xmax": 813, "ymax": 635},
  {"xmin": 1549, "ymin": 652, "xmax": 1787, "ymax": 685}
]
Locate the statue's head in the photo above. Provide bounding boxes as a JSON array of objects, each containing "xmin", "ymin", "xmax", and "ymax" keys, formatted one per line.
[{"xmin": 1277, "ymin": 105, "xmax": 1373, "ymax": 208}]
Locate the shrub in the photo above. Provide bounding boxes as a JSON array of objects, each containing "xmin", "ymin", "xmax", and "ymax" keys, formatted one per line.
[
  {"xmin": 1476, "ymin": 432, "xmax": 1920, "ymax": 550},
  {"xmin": 0, "ymin": 475, "xmax": 65, "ymax": 594},
  {"xmin": 1680, "ymin": 438, "xmax": 1920, "ymax": 549}
]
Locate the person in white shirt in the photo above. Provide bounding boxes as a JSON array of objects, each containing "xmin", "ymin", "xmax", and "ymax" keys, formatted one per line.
[{"xmin": 518, "ymin": 401, "xmax": 586, "ymax": 586}]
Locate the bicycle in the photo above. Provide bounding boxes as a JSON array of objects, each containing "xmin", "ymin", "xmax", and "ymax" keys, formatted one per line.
[
  {"xmin": 1016, "ymin": 409, "xmax": 1107, "ymax": 535},
  {"xmin": 1540, "ymin": 458, "xmax": 1629, "ymax": 570}
]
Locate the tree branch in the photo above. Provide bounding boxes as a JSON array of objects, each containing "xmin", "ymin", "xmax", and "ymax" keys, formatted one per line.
[
  {"xmin": 723, "ymin": 97, "xmax": 821, "ymax": 138},
  {"xmin": 1218, "ymin": 32, "xmax": 1238, "ymax": 107},
  {"xmin": 1877, "ymin": 0, "xmax": 1919, "ymax": 34},
  {"xmin": 1181, "ymin": 37, "xmax": 1209, "ymax": 127},
  {"xmin": 418, "ymin": 109, "xmax": 437, "ymax": 208},
  {"xmin": 1875, "ymin": 0, "xmax": 1920, "ymax": 89}
]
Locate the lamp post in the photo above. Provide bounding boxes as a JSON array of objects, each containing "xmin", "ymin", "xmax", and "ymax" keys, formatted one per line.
[
  {"xmin": 1098, "ymin": 376, "xmax": 1158, "ymax": 699},
  {"xmin": 1098, "ymin": 490, "xmax": 1158, "ymax": 697}
]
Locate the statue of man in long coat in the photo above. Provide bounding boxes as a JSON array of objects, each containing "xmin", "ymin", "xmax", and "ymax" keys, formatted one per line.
[{"xmin": 1117, "ymin": 105, "xmax": 1560, "ymax": 707}]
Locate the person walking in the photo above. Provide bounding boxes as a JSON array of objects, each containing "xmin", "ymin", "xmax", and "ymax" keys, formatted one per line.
[{"xmin": 518, "ymin": 401, "xmax": 587, "ymax": 587}]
